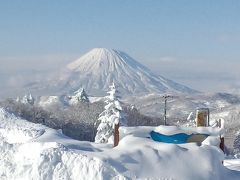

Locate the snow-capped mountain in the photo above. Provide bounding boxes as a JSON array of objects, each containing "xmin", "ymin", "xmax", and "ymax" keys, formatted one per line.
[{"xmin": 43, "ymin": 48, "xmax": 197, "ymax": 96}]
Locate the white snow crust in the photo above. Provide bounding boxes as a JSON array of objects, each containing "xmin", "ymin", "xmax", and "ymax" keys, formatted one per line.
[{"xmin": 0, "ymin": 108, "xmax": 240, "ymax": 180}]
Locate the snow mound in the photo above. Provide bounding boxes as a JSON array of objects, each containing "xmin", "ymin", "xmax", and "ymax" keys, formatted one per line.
[
  {"xmin": 1, "ymin": 141, "xmax": 121, "ymax": 180},
  {"xmin": 0, "ymin": 108, "xmax": 122, "ymax": 179},
  {"xmin": 224, "ymin": 159, "xmax": 240, "ymax": 171},
  {"xmin": 0, "ymin": 108, "xmax": 45, "ymax": 143},
  {"xmin": 12, "ymin": 142, "xmax": 120, "ymax": 180},
  {"xmin": 0, "ymin": 108, "xmax": 240, "ymax": 180}
]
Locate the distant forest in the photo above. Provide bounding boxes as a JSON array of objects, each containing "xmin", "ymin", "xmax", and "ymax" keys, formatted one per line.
[{"xmin": 0, "ymin": 98, "xmax": 162, "ymax": 142}]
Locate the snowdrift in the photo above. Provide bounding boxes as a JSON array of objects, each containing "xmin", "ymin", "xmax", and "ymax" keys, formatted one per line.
[{"xmin": 0, "ymin": 108, "xmax": 239, "ymax": 180}]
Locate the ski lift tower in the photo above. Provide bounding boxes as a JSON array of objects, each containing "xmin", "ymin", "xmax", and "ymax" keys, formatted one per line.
[{"xmin": 162, "ymin": 95, "xmax": 173, "ymax": 125}]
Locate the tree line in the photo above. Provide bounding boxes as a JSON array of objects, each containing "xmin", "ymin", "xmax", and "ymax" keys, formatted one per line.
[{"xmin": 0, "ymin": 94, "xmax": 162, "ymax": 142}]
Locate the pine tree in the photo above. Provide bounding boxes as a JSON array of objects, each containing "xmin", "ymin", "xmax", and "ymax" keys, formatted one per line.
[
  {"xmin": 69, "ymin": 88, "xmax": 89, "ymax": 104},
  {"xmin": 234, "ymin": 132, "xmax": 240, "ymax": 155},
  {"xmin": 20, "ymin": 94, "xmax": 34, "ymax": 105},
  {"xmin": 16, "ymin": 97, "xmax": 20, "ymax": 102},
  {"xmin": 78, "ymin": 88, "xmax": 89, "ymax": 103},
  {"xmin": 28, "ymin": 94, "xmax": 34, "ymax": 105},
  {"xmin": 185, "ymin": 112, "xmax": 196, "ymax": 127},
  {"xmin": 95, "ymin": 82, "xmax": 127, "ymax": 143}
]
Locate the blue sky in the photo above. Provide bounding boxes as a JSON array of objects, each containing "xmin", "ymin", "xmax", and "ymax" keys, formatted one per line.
[{"xmin": 0, "ymin": 0, "xmax": 240, "ymax": 94}]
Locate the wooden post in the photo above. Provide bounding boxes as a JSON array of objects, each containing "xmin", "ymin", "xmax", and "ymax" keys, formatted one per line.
[
  {"xmin": 218, "ymin": 119, "xmax": 225, "ymax": 153},
  {"xmin": 114, "ymin": 123, "xmax": 119, "ymax": 147},
  {"xmin": 218, "ymin": 119, "xmax": 221, "ymax": 129},
  {"xmin": 220, "ymin": 136, "xmax": 225, "ymax": 153}
]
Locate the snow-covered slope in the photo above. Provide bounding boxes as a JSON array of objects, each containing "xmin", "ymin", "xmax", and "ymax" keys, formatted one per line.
[
  {"xmin": 1, "ymin": 108, "xmax": 240, "ymax": 180},
  {"xmin": 0, "ymin": 108, "xmax": 123, "ymax": 179},
  {"xmin": 44, "ymin": 48, "xmax": 197, "ymax": 96}
]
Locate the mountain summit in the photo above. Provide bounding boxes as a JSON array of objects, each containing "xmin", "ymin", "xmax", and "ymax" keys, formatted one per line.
[{"xmin": 47, "ymin": 48, "xmax": 197, "ymax": 96}]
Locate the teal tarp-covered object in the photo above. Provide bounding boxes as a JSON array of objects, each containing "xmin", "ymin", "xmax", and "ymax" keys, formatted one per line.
[{"xmin": 150, "ymin": 131, "xmax": 209, "ymax": 144}]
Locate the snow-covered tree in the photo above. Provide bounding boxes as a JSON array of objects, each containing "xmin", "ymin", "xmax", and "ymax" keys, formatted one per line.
[
  {"xmin": 95, "ymin": 83, "xmax": 127, "ymax": 143},
  {"xmin": 69, "ymin": 88, "xmax": 89, "ymax": 105},
  {"xmin": 18, "ymin": 94, "xmax": 35, "ymax": 105},
  {"xmin": 16, "ymin": 97, "xmax": 20, "ymax": 102},
  {"xmin": 76, "ymin": 88, "xmax": 89, "ymax": 103},
  {"xmin": 185, "ymin": 112, "xmax": 196, "ymax": 127},
  {"xmin": 234, "ymin": 132, "xmax": 240, "ymax": 156}
]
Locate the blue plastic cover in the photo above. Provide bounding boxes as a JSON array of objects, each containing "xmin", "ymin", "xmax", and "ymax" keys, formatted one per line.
[{"xmin": 150, "ymin": 131, "xmax": 192, "ymax": 144}]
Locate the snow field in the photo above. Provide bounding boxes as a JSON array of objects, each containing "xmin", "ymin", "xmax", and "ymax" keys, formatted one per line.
[
  {"xmin": 1, "ymin": 108, "xmax": 240, "ymax": 180},
  {"xmin": 0, "ymin": 108, "xmax": 123, "ymax": 180}
]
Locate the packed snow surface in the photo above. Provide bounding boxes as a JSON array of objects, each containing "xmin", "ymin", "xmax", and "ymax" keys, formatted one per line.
[
  {"xmin": 225, "ymin": 159, "xmax": 240, "ymax": 171},
  {"xmin": 0, "ymin": 108, "xmax": 240, "ymax": 180}
]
